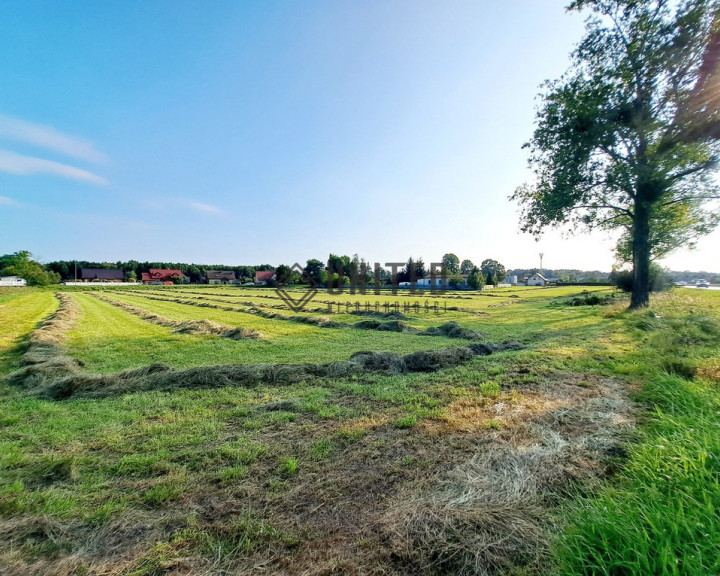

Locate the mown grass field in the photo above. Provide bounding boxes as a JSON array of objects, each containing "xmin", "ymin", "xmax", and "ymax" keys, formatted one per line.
[{"xmin": 1, "ymin": 284, "xmax": 718, "ymax": 575}]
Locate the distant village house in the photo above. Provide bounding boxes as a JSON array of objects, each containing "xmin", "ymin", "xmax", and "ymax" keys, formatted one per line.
[
  {"xmin": 0, "ymin": 276, "xmax": 27, "ymax": 287},
  {"xmin": 255, "ymin": 271, "xmax": 276, "ymax": 285},
  {"xmin": 526, "ymin": 273, "xmax": 548, "ymax": 286},
  {"xmin": 207, "ymin": 270, "xmax": 237, "ymax": 285},
  {"xmin": 142, "ymin": 269, "xmax": 185, "ymax": 284},
  {"xmin": 80, "ymin": 268, "xmax": 124, "ymax": 282}
]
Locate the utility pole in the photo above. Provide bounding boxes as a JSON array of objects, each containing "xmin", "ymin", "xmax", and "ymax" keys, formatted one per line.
[{"xmin": 539, "ymin": 253, "xmax": 544, "ymax": 276}]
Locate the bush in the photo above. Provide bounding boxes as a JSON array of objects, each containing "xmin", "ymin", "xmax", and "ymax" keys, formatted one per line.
[{"xmin": 611, "ymin": 263, "xmax": 673, "ymax": 293}]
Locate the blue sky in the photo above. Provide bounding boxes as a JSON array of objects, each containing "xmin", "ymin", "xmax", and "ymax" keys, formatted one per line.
[{"xmin": 1, "ymin": 0, "xmax": 718, "ymax": 272}]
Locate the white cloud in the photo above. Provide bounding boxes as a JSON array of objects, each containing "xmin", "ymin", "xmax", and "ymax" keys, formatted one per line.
[
  {"xmin": 0, "ymin": 115, "xmax": 107, "ymax": 164},
  {"xmin": 0, "ymin": 195, "xmax": 18, "ymax": 206},
  {"xmin": 185, "ymin": 200, "xmax": 222, "ymax": 214},
  {"xmin": 0, "ymin": 149, "xmax": 107, "ymax": 185}
]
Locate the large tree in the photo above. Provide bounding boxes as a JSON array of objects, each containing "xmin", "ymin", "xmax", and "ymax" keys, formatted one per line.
[
  {"xmin": 481, "ymin": 259, "xmax": 507, "ymax": 282},
  {"xmin": 441, "ymin": 253, "xmax": 460, "ymax": 274},
  {"xmin": 512, "ymin": 0, "xmax": 720, "ymax": 308}
]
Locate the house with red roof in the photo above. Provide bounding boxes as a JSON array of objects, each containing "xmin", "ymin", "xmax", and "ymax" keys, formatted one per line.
[
  {"xmin": 255, "ymin": 270, "xmax": 276, "ymax": 285},
  {"xmin": 141, "ymin": 269, "xmax": 184, "ymax": 284}
]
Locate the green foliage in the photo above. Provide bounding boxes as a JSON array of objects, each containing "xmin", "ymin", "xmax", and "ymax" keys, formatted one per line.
[
  {"xmin": 279, "ymin": 457, "xmax": 298, "ymax": 477},
  {"xmin": 441, "ymin": 253, "xmax": 460, "ymax": 274},
  {"xmin": 480, "ymin": 259, "xmax": 506, "ymax": 282},
  {"xmin": 480, "ymin": 380, "xmax": 501, "ymax": 398},
  {"xmin": 611, "ymin": 263, "xmax": 673, "ymax": 293},
  {"xmin": 460, "ymin": 259, "xmax": 475, "ymax": 274},
  {"xmin": 0, "ymin": 251, "xmax": 60, "ymax": 286},
  {"xmin": 275, "ymin": 264, "xmax": 302, "ymax": 285},
  {"xmin": 512, "ymin": 0, "xmax": 720, "ymax": 307},
  {"xmin": 304, "ymin": 259, "xmax": 324, "ymax": 284},
  {"xmin": 467, "ymin": 268, "xmax": 485, "ymax": 290}
]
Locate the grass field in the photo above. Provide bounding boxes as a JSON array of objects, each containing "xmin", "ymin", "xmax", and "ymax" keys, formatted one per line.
[{"xmin": 1, "ymin": 285, "xmax": 718, "ymax": 575}]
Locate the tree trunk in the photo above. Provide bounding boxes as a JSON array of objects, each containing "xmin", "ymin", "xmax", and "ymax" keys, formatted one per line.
[{"xmin": 630, "ymin": 200, "xmax": 651, "ymax": 309}]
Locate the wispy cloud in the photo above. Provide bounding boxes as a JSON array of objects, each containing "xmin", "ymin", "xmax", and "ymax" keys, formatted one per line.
[
  {"xmin": 0, "ymin": 115, "xmax": 107, "ymax": 164},
  {"xmin": 0, "ymin": 149, "xmax": 108, "ymax": 185},
  {"xmin": 0, "ymin": 195, "xmax": 18, "ymax": 206},
  {"xmin": 185, "ymin": 200, "xmax": 222, "ymax": 214}
]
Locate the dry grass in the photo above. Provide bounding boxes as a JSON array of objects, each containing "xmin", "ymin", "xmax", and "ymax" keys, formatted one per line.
[
  {"xmin": 38, "ymin": 345, "xmax": 523, "ymax": 400},
  {"xmin": 384, "ymin": 376, "xmax": 635, "ymax": 576}
]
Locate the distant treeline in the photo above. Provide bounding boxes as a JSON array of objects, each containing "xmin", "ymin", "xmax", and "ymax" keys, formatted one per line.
[{"xmin": 45, "ymin": 261, "xmax": 276, "ymax": 283}]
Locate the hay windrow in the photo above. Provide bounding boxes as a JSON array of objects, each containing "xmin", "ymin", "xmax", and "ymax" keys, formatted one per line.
[
  {"xmin": 7, "ymin": 293, "xmax": 84, "ymax": 388},
  {"xmin": 418, "ymin": 321, "xmax": 486, "ymax": 340},
  {"xmin": 116, "ymin": 291, "xmax": 493, "ymax": 341},
  {"xmin": 92, "ymin": 294, "xmax": 260, "ymax": 339},
  {"xmin": 33, "ymin": 343, "xmax": 524, "ymax": 400}
]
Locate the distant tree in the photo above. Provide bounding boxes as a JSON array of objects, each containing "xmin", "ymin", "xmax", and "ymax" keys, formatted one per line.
[
  {"xmin": 0, "ymin": 251, "xmax": 60, "ymax": 286},
  {"xmin": 414, "ymin": 257, "xmax": 426, "ymax": 279},
  {"xmin": 486, "ymin": 272, "xmax": 496, "ymax": 287},
  {"xmin": 125, "ymin": 270, "xmax": 137, "ymax": 282},
  {"xmin": 612, "ymin": 263, "xmax": 673, "ymax": 293},
  {"xmin": 304, "ymin": 259, "xmax": 324, "ymax": 285},
  {"xmin": 170, "ymin": 274, "xmax": 188, "ymax": 285},
  {"xmin": 441, "ymin": 253, "xmax": 460, "ymax": 274},
  {"xmin": 512, "ymin": 0, "xmax": 720, "ymax": 308},
  {"xmin": 460, "ymin": 259, "xmax": 475, "ymax": 274},
  {"xmin": 468, "ymin": 268, "xmax": 485, "ymax": 290},
  {"xmin": 275, "ymin": 264, "xmax": 302, "ymax": 285},
  {"xmin": 481, "ymin": 259, "xmax": 507, "ymax": 282}
]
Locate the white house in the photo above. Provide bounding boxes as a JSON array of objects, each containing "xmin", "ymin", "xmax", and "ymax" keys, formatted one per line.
[
  {"xmin": 415, "ymin": 277, "xmax": 445, "ymax": 289},
  {"xmin": 0, "ymin": 276, "xmax": 27, "ymax": 287},
  {"xmin": 526, "ymin": 273, "xmax": 548, "ymax": 286}
]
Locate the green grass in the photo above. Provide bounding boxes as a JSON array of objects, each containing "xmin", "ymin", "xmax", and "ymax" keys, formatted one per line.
[
  {"xmin": 1, "ymin": 285, "xmax": 718, "ymax": 575},
  {"xmin": 554, "ymin": 295, "xmax": 720, "ymax": 576}
]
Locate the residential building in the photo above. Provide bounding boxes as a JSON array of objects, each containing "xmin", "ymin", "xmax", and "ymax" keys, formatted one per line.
[
  {"xmin": 526, "ymin": 273, "xmax": 548, "ymax": 286},
  {"xmin": 80, "ymin": 268, "xmax": 124, "ymax": 282},
  {"xmin": 141, "ymin": 269, "xmax": 184, "ymax": 284},
  {"xmin": 255, "ymin": 271, "xmax": 276, "ymax": 285},
  {"xmin": 0, "ymin": 276, "xmax": 27, "ymax": 287},
  {"xmin": 207, "ymin": 270, "xmax": 237, "ymax": 285}
]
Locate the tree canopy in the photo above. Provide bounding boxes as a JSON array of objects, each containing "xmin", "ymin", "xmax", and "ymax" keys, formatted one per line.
[
  {"xmin": 441, "ymin": 253, "xmax": 460, "ymax": 274},
  {"xmin": 481, "ymin": 259, "xmax": 507, "ymax": 282},
  {"xmin": 512, "ymin": 0, "xmax": 720, "ymax": 308},
  {"xmin": 0, "ymin": 251, "xmax": 60, "ymax": 286}
]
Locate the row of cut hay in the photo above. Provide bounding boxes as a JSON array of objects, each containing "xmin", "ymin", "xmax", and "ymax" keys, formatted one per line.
[
  {"xmin": 7, "ymin": 293, "xmax": 85, "ymax": 388},
  {"xmin": 138, "ymin": 286, "xmax": 476, "ymax": 305},
  {"xmin": 93, "ymin": 293, "xmax": 260, "ymax": 340},
  {"xmin": 37, "ymin": 341, "xmax": 524, "ymax": 400},
  {"xmin": 382, "ymin": 377, "xmax": 635, "ymax": 576},
  {"xmin": 120, "ymin": 291, "xmax": 490, "ymax": 340}
]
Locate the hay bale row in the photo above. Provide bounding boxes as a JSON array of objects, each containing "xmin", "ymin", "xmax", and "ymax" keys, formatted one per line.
[{"xmin": 91, "ymin": 294, "xmax": 260, "ymax": 340}]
